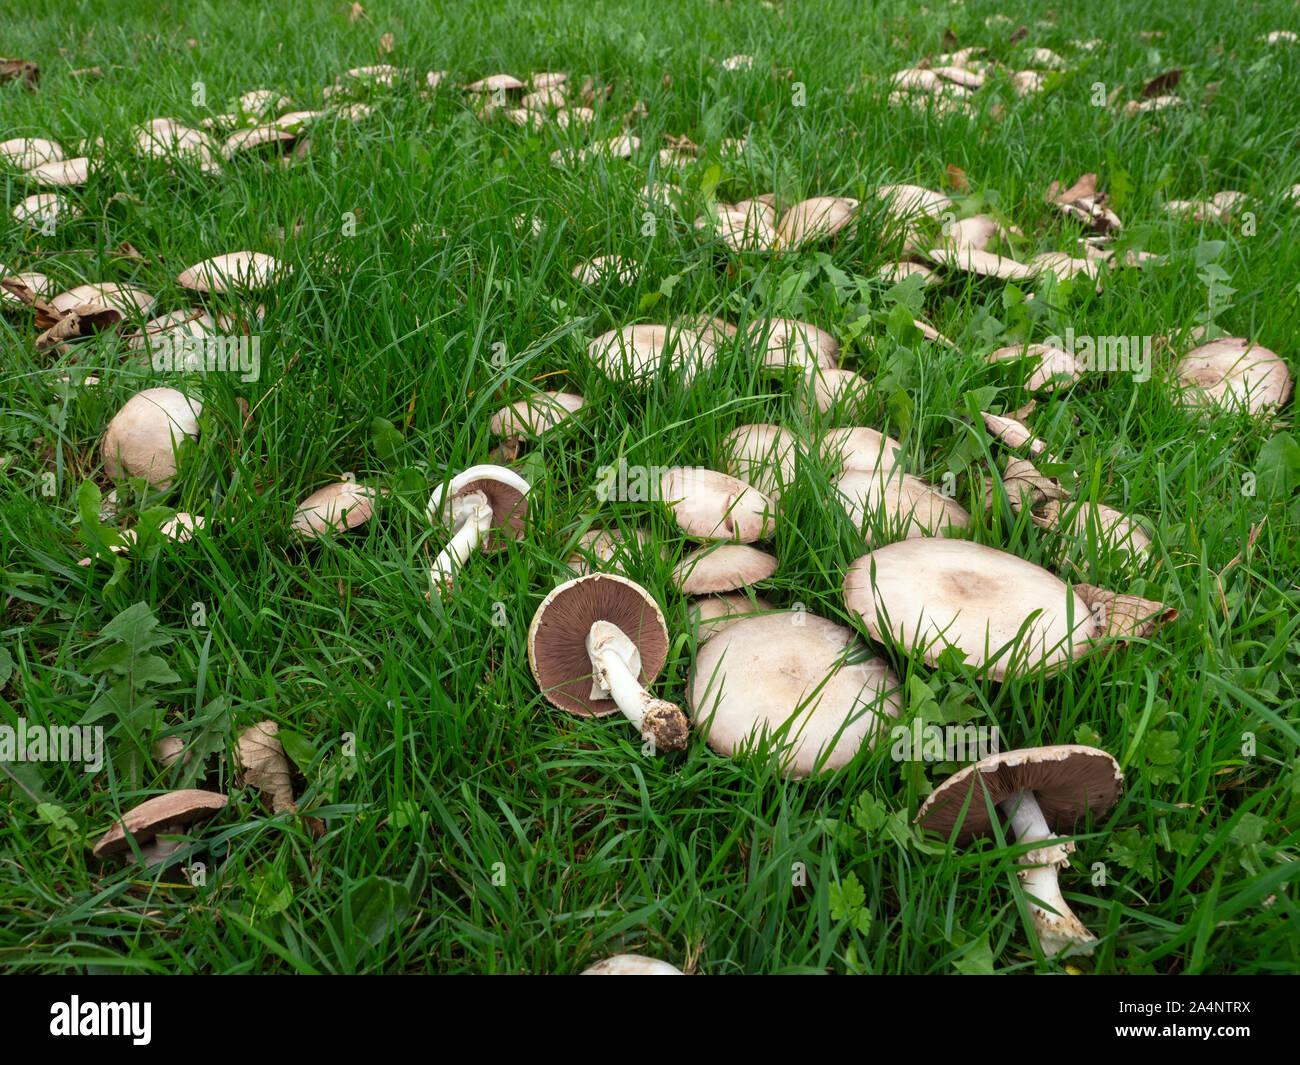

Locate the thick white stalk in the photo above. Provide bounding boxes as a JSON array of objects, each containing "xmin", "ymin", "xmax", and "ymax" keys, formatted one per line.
[
  {"xmin": 586, "ymin": 621, "xmax": 689, "ymax": 752},
  {"xmin": 430, "ymin": 492, "xmax": 491, "ymax": 588},
  {"xmin": 998, "ymin": 790, "xmax": 1097, "ymax": 955}
]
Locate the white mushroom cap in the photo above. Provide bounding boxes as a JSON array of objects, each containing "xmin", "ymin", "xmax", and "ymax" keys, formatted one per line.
[
  {"xmin": 820, "ymin": 426, "xmax": 905, "ymax": 478},
  {"xmin": 292, "ymin": 482, "xmax": 379, "ymax": 539},
  {"xmin": 466, "ymin": 73, "xmax": 526, "ymax": 93},
  {"xmin": 581, "ymin": 954, "xmax": 683, "ymax": 975},
  {"xmin": 928, "ymin": 246, "xmax": 1038, "ymax": 281},
  {"xmin": 800, "ymin": 367, "xmax": 873, "ymax": 414},
  {"xmin": 672, "ymin": 543, "xmax": 777, "ymax": 594},
  {"xmin": 875, "ymin": 183, "xmax": 954, "ymax": 224},
  {"xmin": 1033, "ymin": 499, "xmax": 1153, "ymax": 557},
  {"xmin": 944, "ymin": 215, "xmax": 1020, "ymax": 252},
  {"xmin": 776, "ymin": 196, "xmax": 860, "ymax": 249},
  {"xmin": 690, "ymin": 591, "xmax": 776, "ymax": 634},
  {"xmin": 687, "ymin": 611, "xmax": 902, "ymax": 778},
  {"xmin": 721, "ymin": 423, "xmax": 800, "ymax": 500},
  {"xmin": 177, "ymin": 252, "xmax": 289, "ymax": 293},
  {"xmin": 660, "ymin": 467, "xmax": 776, "ymax": 542},
  {"xmin": 26, "ymin": 156, "xmax": 91, "ymax": 187},
  {"xmin": 835, "ymin": 469, "xmax": 970, "ymax": 544},
  {"xmin": 132, "ymin": 119, "xmax": 219, "ymax": 164},
  {"xmin": 0, "ymin": 137, "xmax": 64, "ymax": 169},
  {"xmin": 981, "ymin": 411, "xmax": 1052, "ymax": 458},
  {"xmin": 987, "ymin": 343, "xmax": 1082, "ymax": 392},
  {"xmin": 877, "ymin": 261, "xmax": 936, "ymax": 286},
  {"xmin": 566, "ymin": 527, "xmax": 657, "ymax": 576},
  {"xmin": 490, "ymin": 392, "xmax": 585, "ymax": 439},
  {"xmin": 694, "ymin": 203, "xmax": 778, "ymax": 252},
  {"xmin": 124, "ymin": 308, "xmax": 220, "ymax": 353},
  {"xmin": 747, "ymin": 318, "xmax": 839, "ymax": 371},
  {"xmin": 587, "ymin": 324, "xmax": 715, "ymax": 384},
  {"xmin": 842, "ymin": 538, "xmax": 1099, "ymax": 680},
  {"xmin": 101, "ymin": 387, "xmax": 203, "ymax": 487},
  {"xmin": 13, "ymin": 193, "xmax": 80, "ymax": 226},
  {"xmin": 0, "ymin": 269, "xmax": 52, "ymax": 305},
  {"xmin": 1174, "ymin": 337, "xmax": 1293, "ymax": 415},
  {"xmin": 51, "ymin": 283, "xmax": 155, "ymax": 318}
]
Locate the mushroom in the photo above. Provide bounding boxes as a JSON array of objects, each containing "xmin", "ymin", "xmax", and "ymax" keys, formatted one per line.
[
  {"xmin": 687, "ymin": 611, "xmax": 902, "ymax": 777},
  {"xmin": 660, "ymin": 467, "xmax": 776, "ymax": 542},
  {"xmin": 177, "ymin": 252, "xmax": 289, "ymax": 293},
  {"xmin": 425, "ymin": 465, "xmax": 529, "ymax": 589},
  {"xmin": 1173, "ymin": 337, "xmax": 1293, "ymax": 416},
  {"xmin": 689, "ymin": 591, "xmax": 776, "ymax": 634},
  {"xmin": 0, "ymin": 269, "xmax": 52, "ymax": 307},
  {"xmin": 987, "ymin": 343, "xmax": 1081, "ymax": 392},
  {"xmin": 835, "ymin": 468, "xmax": 970, "ymax": 543},
  {"xmin": 101, "ymin": 387, "xmax": 203, "ymax": 488},
  {"xmin": 694, "ymin": 202, "xmax": 778, "ymax": 252},
  {"xmin": 587, "ymin": 324, "xmax": 715, "ymax": 384},
  {"xmin": 528, "ymin": 573, "xmax": 690, "ymax": 752},
  {"xmin": 124, "ymin": 308, "xmax": 220, "ymax": 354},
  {"xmin": 981, "ymin": 410, "xmax": 1053, "ymax": 459},
  {"xmin": 292, "ymin": 482, "xmax": 379, "ymax": 539},
  {"xmin": 581, "ymin": 954, "xmax": 684, "ymax": 975},
  {"xmin": 672, "ymin": 543, "xmax": 777, "ymax": 594},
  {"xmin": 819, "ymin": 426, "xmax": 905, "ymax": 479},
  {"xmin": 776, "ymin": 196, "xmax": 860, "ymax": 250},
  {"xmin": 27, "ymin": 156, "xmax": 91, "ymax": 187},
  {"xmin": 92, "ymin": 789, "xmax": 228, "ymax": 861},
  {"xmin": 489, "ymin": 391, "xmax": 584, "ymax": 461},
  {"xmin": 916, "ymin": 745, "xmax": 1123, "ymax": 955},
  {"xmin": 572, "ymin": 255, "xmax": 638, "ymax": 285},
  {"xmin": 877, "ymin": 261, "xmax": 936, "ymax": 286},
  {"xmin": 927, "ymin": 246, "xmax": 1038, "ymax": 281},
  {"xmin": 13, "ymin": 193, "xmax": 80, "ymax": 227},
  {"xmin": 50, "ymin": 283, "xmax": 155, "ymax": 319},
  {"xmin": 132, "ymin": 118, "xmax": 219, "ymax": 166},
  {"xmin": 720, "ymin": 423, "xmax": 800, "ymax": 500},
  {"xmin": 800, "ymin": 367, "xmax": 873, "ymax": 414},
  {"xmin": 566, "ymin": 527, "xmax": 658, "ymax": 577},
  {"xmin": 0, "ymin": 136, "xmax": 64, "ymax": 168},
  {"xmin": 842, "ymin": 538, "xmax": 1176, "ymax": 680},
  {"xmin": 875, "ymin": 183, "xmax": 954, "ymax": 225},
  {"xmin": 746, "ymin": 318, "xmax": 839, "ymax": 372}
]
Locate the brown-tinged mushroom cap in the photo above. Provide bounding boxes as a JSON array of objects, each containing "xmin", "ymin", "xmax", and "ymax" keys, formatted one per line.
[
  {"xmin": 660, "ymin": 467, "xmax": 776, "ymax": 542},
  {"xmin": 101, "ymin": 387, "xmax": 203, "ymax": 487},
  {"xmin": 842, "ymin": 538, "xmax": 1099, "ymax": 680},
  {"xmin": 875, "ymin": 183, "xmax": 954, "ymax": 224},
  {"xmin": 721, "ymin": 423, "xmax": 800, "ymax": 500},
  {"xmin": 177, "ymin": 251, "xmax": 289, "ymax": 294},
  {"xmin": 916, "ymin": 745, "xmax": 1122, "ymax": 847},
  {"xmin": 223, "ymin": 124, "xmax": 297, "ymax": 157},
  {"xmin": 426, "ymin": 464, "xmax": 529, "ymax": 552},
  {"xmin": 490, "ymin": 392, "xmax": 585, "ymax": 438},
  {"xmin": 690, "ymin": 591, "xmax": 776, "ymax": 633},
  {"xmin": 981, "ymin": 411, "xmax": 1052, "ymax": 459},
  {"xmin": 92, "ymin": 789, "xmax": 228, "ymax": 858},
  {"xmin": 581, "ymin": 954, "xmax": 684, "ymax": 975},
  {"xmin": 292, "ymin": 482, "xmax": 378, "ymax": 539},
  {"xmin": 673, "ymin": 543, "xmax": 777, "ymax": 594},
  {"xmin": 776, "ymin": 196, "xmax": 860, "ymax": 249},
  {"xmin": 988, "ymin": 343, "xmax": 1081, "ymax": 392},
  {"xmin": 1174, "ymin": 337, "xmax": 1293, "ymax": 415},
  {"xmin": 687, "ymin": 611, "xmax": 902, "ymax": 778},
  {"xmin": 467, "ymin": 73, "xmax": 526, "ymax": 93},
  {"xmin": 527, "ymin": 573, "xmax": 670, "ymax": 718}
]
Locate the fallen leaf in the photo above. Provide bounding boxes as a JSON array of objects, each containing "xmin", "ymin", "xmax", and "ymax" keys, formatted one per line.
[
  {"xmin": 236, "ymin": 721, "xmax": 296, "ymax": 814},
  {"xmin": 944, "ymin": 164, "xmax": 970, "ymax": 192},
  {"xmin": 1141, "ymin": 69, "xmax": 1181, "ymax": 98},
  {"xmin": 349, "ymin": 2, "xmax": 368, "ymax": 22},
  {"xmin": 0, "ymin": 57, "xmax": 40, "ymax": 88}
]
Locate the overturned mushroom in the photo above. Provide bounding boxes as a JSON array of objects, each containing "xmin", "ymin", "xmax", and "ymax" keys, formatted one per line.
[
  {"xmin": 426, "ymin": 465, "xmax": 529, "ymax": 590},
  {"xmin": 688, "ymin": 611, "xmax": 902, "ymax": 777},
  {"xmin": 917, "ymin": 745, "xmax": 1123, "ymax": 955},
  {"xmin": 528, "ymin": 573, "xmax": 689, "ymax": 752}
]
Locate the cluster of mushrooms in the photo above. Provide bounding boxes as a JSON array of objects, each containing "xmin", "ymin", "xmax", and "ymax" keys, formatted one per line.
[{"xmin": 10, "ymin": 42, "xmax": 1296, "ymax": 970}]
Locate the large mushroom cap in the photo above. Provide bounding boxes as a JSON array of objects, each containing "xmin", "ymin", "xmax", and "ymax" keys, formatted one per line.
[
  {"xmin": 292, "ymin": 482, "xmax": 378, "ymax": 539},
  {"xmin": 101, "ymin": 387, "xmax": 203, "ymax": 486},
  {"xmin": 426, "ymin": 464, "xmax": 529, "ymax": 552},
  {"xmin": 820, "ymin": 426, "xmax": 905, "ymax": 478},
  {"xmin": 490, "ymin": 392, "xmax": 585, "ymax": 438},
  {"xmin": 672, "ymin": 543, "xmax": 777, "ymax": 594},
  {"xmin": 916, "ymin": 745, "xmax": 1122, "ymax": 847},
  {"xmin": 587, "ymin": 324, "xmax": 715, "ymax": 383},
  {"xmin": 842, "ymin": 538, "xmax": 1099, "ymax": 679},
  {"xmin": 1174, "ymin": 337, "xmax": 1293, "ymax": 415},
  {"xmin": 777, "ymin": 196, "xmax": 860, "ymax": 249},
  {"xmin": 660, "ymin": 467, "xmax": 776, "ymax": 542},
  {"xmin": 688, "ymin": 611, "xmax": 902, "ymax": 778},
  {"xmin": 177, "ymin": 252, "xmax": 289, "ymax": 294},
  {"xmin": 581, "ymin": 954, "xmax": 683, "ymax": 975},
  {"xmin": 528, "ymin": 573, "xmax": 670, "ymax": 718},
  {"xmin": 92, "ymin": 789, "xmax": 228, "ymax": 858},
  {"xmin": 747, "ymin": 318, "xmax": 839, "ymax": 371}
]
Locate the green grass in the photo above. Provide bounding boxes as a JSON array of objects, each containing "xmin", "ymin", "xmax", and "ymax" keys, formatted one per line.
[{"xmin": 2, "ymin": 0, "xmax": 1298, "ymax": 974}]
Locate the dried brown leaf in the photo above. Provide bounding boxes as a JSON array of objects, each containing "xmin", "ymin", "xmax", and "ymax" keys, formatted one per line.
[
  {"xmin": 1141, "ymin": 69, "xmax": 1181, "ymax": 97},
  {"xmin": 0, "ymin": 58, "xmax": 40, "ymax": 88},
  {"xmin": 236, "ymin": 720, "xmax": 296, "ymax": 814}
]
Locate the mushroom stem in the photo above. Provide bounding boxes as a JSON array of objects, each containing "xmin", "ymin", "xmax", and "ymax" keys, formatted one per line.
[
  {"xmin": 430, "ymin": 490, "xmax": 491, "ymax": 587},
  {"xmin": 586, "ymin": 621, "xmax": 689, "ymax": 752},
  {"xmin": 997, "ymin": 790, "xmax": 1097, "ymax": 955}
]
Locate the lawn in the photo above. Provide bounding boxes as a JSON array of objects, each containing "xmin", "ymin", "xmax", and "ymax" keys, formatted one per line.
[{"xmin": 1, "ymin": 0, "xmax": 1298, "ymax": 974}]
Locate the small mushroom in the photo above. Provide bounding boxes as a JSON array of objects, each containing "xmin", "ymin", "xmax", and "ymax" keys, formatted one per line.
[
  {"xmin": 13, "ymin": 192, "xmax": 80, "ymax": 227},
  {"xmin": 672, "ymin": 543, "xmax": 777, "ymax": 594},
  {"xmin": 660, "ymin": 467, "xmax": 776, "ymax": 542},
  {"xmin": 916, "ymin": 745, "xmax": 1123, "ymax": 955},
  {"xmin": 581, "ymin": 954, "xmax": 684, "ymax": 975},
  {"xmin": 875, "ymin": 183, "xmax": 954, "ymax": 225},
  {"xmin": 819, "ymin": 426, "xmax": 905, "ymax": 479},
  {"xmin": 26, "ymin": 156, "xmax": 91, "ymax": 187},
  {"xmin": 687, "ymin": 611, "xmax": 902, "ymax": 777},
  {"xmin": 292, "ymin": 482, "xmax": 378, "ymax": 539},
  {"xmin": 92, "ymin": 789, "xmax": 228, "ymax": 860},
  {"xmin": 835, "ymin": 469, "xmax": 970, "ymax": 544},
  {"xmin": 101, "ymin": 387, "xmax": 203, "ymax": 487},
  {"xmin": 800, "ymin": 367, "xmax": 873, "ymax": 414},
  {"xmin": 426, "ymin": 465, "xmax": 529, "ymax": 589},
  {"xmin": 528, "ymin": 573, "xmax": 689, "ymax": 752},
  {"xmin": 51, "ymin": 282, "xmax": 155, "ymax": 319},
  {"xmin": 927, "ymin": 246, "xmax": 1038, "ymax": 281},
  {"xmin": 490, "ymin": 391, "xmax": 584, "ymax": 461},
  {"xmin": 587, "ymin": 324, "xmax": 715, "ymax": 384},
  {"xmin": 566, "ymin": 527, "xmax": 656, "ymax": 577}
]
